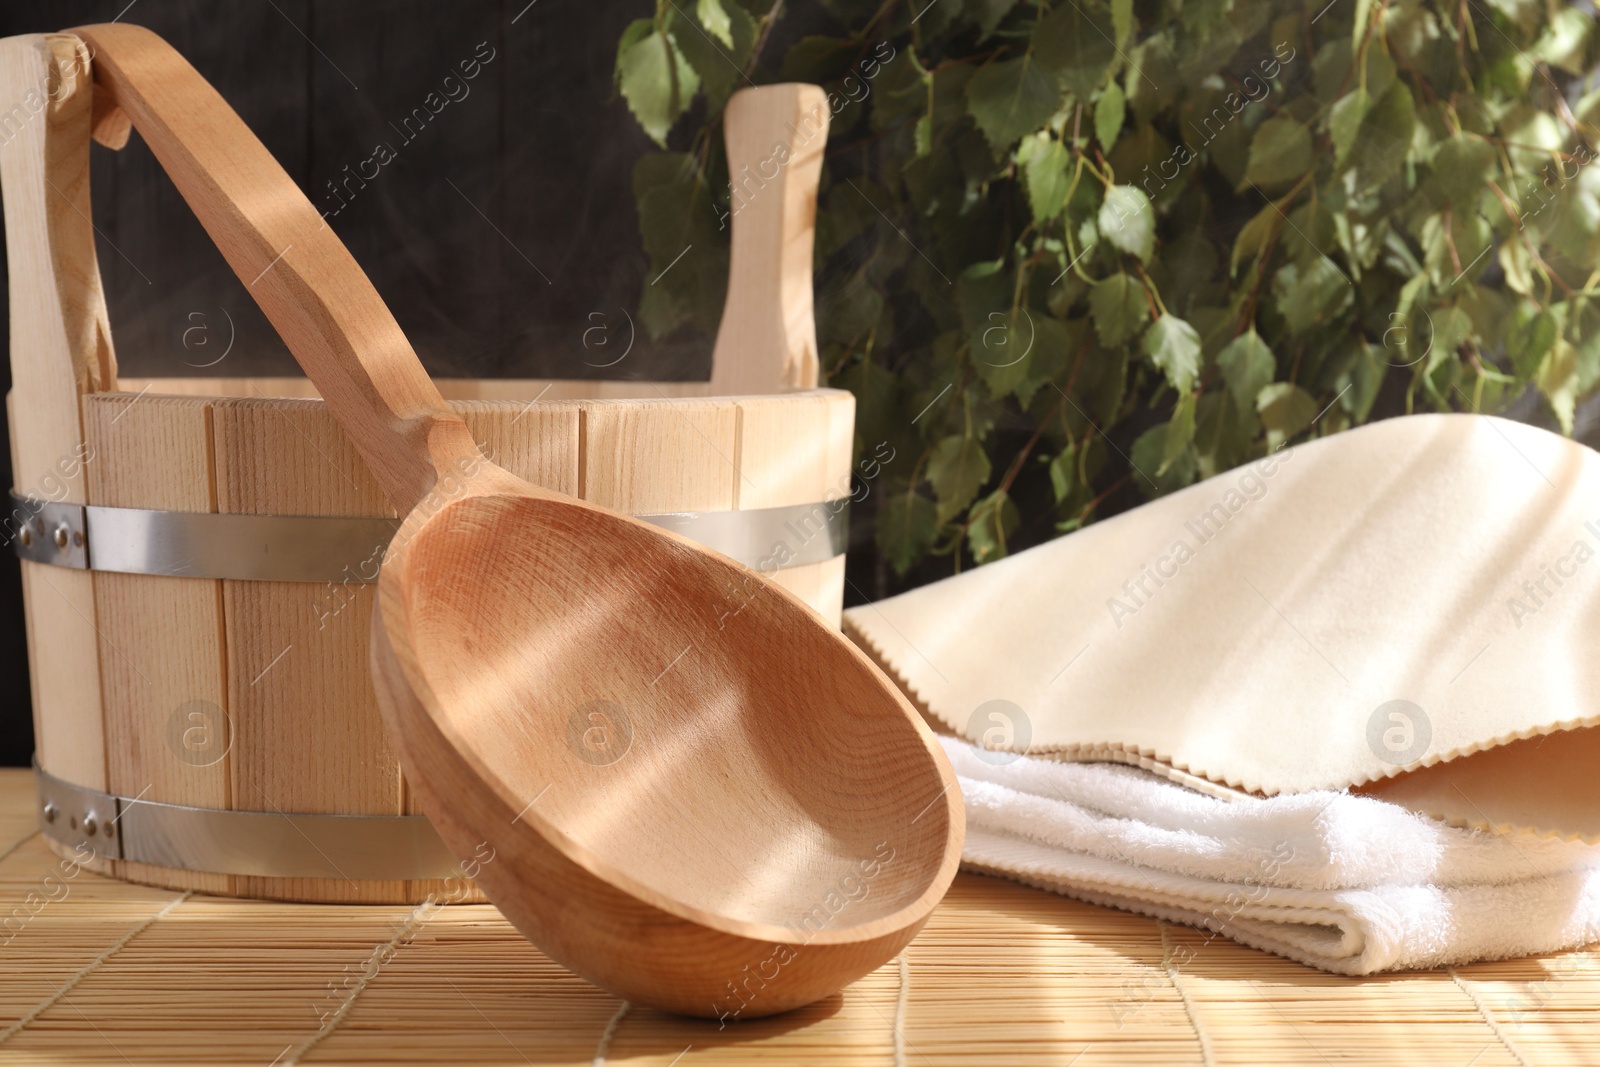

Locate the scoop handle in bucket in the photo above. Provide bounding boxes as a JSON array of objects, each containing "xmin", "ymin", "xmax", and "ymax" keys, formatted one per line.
[
  {"xmin": 73, "ymin": 22, "xmax": 480, "ymax": 516},
  {"xmin": 710, "ymin": 84, "xmax": 828, "ymax": 395}
]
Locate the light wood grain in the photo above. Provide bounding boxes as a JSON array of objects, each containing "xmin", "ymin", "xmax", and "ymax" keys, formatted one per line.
[
  {"xmin": 208, "ymin": 396, "xmax": 406, "ymax": 903},
  {"xmin": 403, "ymin": 398, "xmax": 580, "ymax": 903},
  {"xmin": 74, "ymin": 23, "xmax": 957, "ymax": 1015},
  {"xmin": 82, "ymin": 391, "xmax": 230, "ymax": 896},
  {"xmin": 580, "ymin": 398, "xmax": 739, "ymax": 514},
  {"xmin": 35, "ymin": 385, "xmax": 846, "ymax": 903},
  {"xmin": 455, "ymin": 400, "xmax": 581, "ymax": 497},
  {"xmin": 0, "ymin": 34, "xmax": 111, "ymax": 794},
  {"xmin": 735, "ymin": 391, "xmax": 854, "ymax": 625},
  {"xmin": 710, "ymin": 84, "xmax": 828, "ymax": 395},
  {"xmin": 114, "ymin": 376, "xmax": 725, "ymax": 401}
]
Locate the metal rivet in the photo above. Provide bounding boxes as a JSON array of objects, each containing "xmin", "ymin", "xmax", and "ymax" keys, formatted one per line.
[
  {"xmin": 82, "ymin": 815, "xmax": 97, "ymax": 837},
  {"xmin": 101, "ymin": 819, "xmax": 114, "ymax": 839},
  {"xmin": 42, "ymin": 802, "xmax": 58, "ymax": 824},
  {"xmin": 72, "ymin": 530, "xmax": 84, "ymax": 547},
  {"xmin": 18, "ymin": 525, "xmax": 32, "ymax": 547},
  {"xmin": 53, "ymin": 523, "xmax": 70, "ymax": 549}
]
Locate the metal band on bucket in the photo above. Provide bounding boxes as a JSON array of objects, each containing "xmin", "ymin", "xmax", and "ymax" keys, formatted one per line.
[
  {"xmin": 7, "ymin": 491, "xmax": 848, "ymax": 582},
  {"xmin": 34, "ymin": 764, "xmax": 464, "ymax": 881}
]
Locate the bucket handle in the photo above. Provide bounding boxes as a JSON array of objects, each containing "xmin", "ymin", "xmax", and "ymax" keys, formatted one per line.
[
  {"xmin": 0, "ymin": 34, "xmax": 117, "ymax": 506},
  {"xmin": 709, "ymin": 84, "xmax": 828, "ymax": 395}
]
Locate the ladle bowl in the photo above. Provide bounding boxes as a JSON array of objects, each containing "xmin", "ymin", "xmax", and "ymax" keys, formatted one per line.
[{"xmin": 377, "ymin": 488, "xmax": 961, "ymax": 1015}]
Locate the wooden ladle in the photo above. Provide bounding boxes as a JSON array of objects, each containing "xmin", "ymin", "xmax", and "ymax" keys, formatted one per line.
[{"xmin": 75, "ymin": 24, "xmax": 962, "ymax": 1017}]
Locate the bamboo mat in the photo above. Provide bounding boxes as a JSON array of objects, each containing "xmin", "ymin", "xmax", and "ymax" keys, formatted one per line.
[{"xmin": 1, "ymin": 770, "xmax": 1597, "ymax": 1065}]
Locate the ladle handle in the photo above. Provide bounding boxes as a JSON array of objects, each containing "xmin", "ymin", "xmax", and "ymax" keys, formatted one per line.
[{"xmin": 72, "ymin": 23, "xmax": 481, "ymax": 515}]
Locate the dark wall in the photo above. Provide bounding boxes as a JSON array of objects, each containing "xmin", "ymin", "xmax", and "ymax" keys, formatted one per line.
[{"xmin": 0, "ymin": 0, "xmax": 713, "ymax": 765}]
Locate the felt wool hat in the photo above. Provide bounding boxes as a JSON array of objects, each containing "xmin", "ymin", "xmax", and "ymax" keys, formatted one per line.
[{"xmin": 846, "ymin": 413, "xmax": 1600, "ymax": 841}]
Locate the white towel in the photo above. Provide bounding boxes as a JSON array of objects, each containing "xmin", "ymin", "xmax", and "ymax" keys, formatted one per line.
[{"xmin": 944, "ymin": 736, "xmax": 1600, "ymax": 974}]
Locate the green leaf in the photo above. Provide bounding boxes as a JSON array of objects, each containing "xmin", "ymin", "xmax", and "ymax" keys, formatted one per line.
[
  {"xmin": 697, "ymin": 0, "xmax": 733, "ymax": 48},
  {"xmin": 1273, "ymin": 258, "xmax": 1354, "ymax": 335},
  {"xmin": 972, "ymin": 308, "xmax": 1034, "ymax": 398},
  {"xmin": 633, "ymin": 149, "xmax": 725, "ymax": 338},
  {"xmin": 1351, "ymin": 0, "xmax": 1375, "ymax": 50},
  {"xmin": 1340, "ymin": 81, "xmax": 1415, "ymax": 192},
  {"xmin": 675, "ymin": 2, "xmax": 758, "ymax": 110},
  {"xmin": 1160, "ymin": 391, "xmax": 1197, "ymax": 475},
  {"xmin": 966, "ymin": 488, "xmax": 1020, "ymax": 564},
  {"xmin": 1142, "ymin": 314, "xmax": 1201, "ymax": 392},
  {"xmin": 1256, "ymin": 382, "xmax": 1318, "ymax": 449},
  {"xmin": 1510, "ymin": 311, "xmax": 1558, "ymax": 378},
  {"xmin": 1231, "ymin": 201, "xmax": 1277, "ymax": 275},
  {"xmin": 1537, "ymin": 340, "xmax": 1579, "ymax": 434},
  {"xmin": 816, "ymin": 182, "xmax": 876, "ymax": 258},
  {"xmin": 638, "ymin": 274, "xmax": 687, "ymax": 339},
  {"xmin": 1075, "ymin": 344, "xmax": 1128, "ymax": 428},
  {"xmin": 1048, "ymin": 447, "xmax": 1076, "ymax": 503},
  {"xmin": 1035, "ymin": 0, "xmax": 1117, "ymax": 100},
  {"xmin": 958, "ymin": 259, "xmax": 1013, "ymax": 351},
  {"xmin": 970, "ymin": 310, "xmax": 1073, "ymax": 406},
  {"xmin": 1194, "ymin": 391, "xmax": 1259, "ymax": 475},
  {"xmin": 964, "ymin": 0, "xmax": 1023, "ymax": 39},
  {"xmin": 1419, "ymin": 211, "xmax": 1494, "ymax": 291},
  {"xmin": 1125, "ymin": 31, "xmax": 1177, "ymax": 124},
  {"xmin": 632, "ymin": 149, "xmax": 694, "ymax": 199},
  {"xmin": 1089, "ymin": 272, "xmax": 1149, "ymax": 346},
  {"xmin": 1575, "ymin": 306, "xmax": 1600, "ymax": 393},
  {"xmin": 965, "ymin": 55, "xmax": 1063, "ymax": 155},
  {"xmin": 1098, "ymin": 185, "xmax": 1156, "ymax": 261},
  {"xmin": 927, "ymin": 435, "xmax": 992, "ymax": 523},
  {"xmin": 1498, "ymin": 237, "xmax": 1534, "ymax": 296},
  {"xmin": 1430, "ymin": 136, "xmax": 1496, "ymax": 208},
  {"xmin": 1327, "ymin": 88, "xmax": 1372, "ymax": 166},
  {"xmin": 1017, "ymin": 133, "xmax": 1072, "ymax": 222},
  {"xmin": 877, "ymin": 492, "xmax": 938, "ymax": 576},
  {"xmin": 1095, "ymin": 82, "xmax": 1126, "ymax": 154},
  {"xmin": 1244, "ymin": 117, "xmax": 1312, "ymax": 187},
  {"xmin": 1015, "ymin": 315, "xmax": 1076, "ymax": 407},
  {"xmin": 1486, "ymin": 0, "xmax": 1542, "ymax": 35},
  {"xmin": 1173, "ymin": 5, "xmax": 1242, "ymax": 82},
  {"xmin": 1534, "ymin": 7, "xmax": 1593, "ymax": 75},
  {"xmin": 617, "ymin": 27, "xmax": 701, "ymax": 146},
  {"xmin": 870, "ymin": 42, "xmax": 931, "ymax": 133},
  {"xmin": 1425, "ymin": 306, "xmax": 1473, "ymax": 376},
  {"xmin": 1130, "ymin": 422, "xmax": 1197, "ymax": 498},
  {"xmin": 1216, "ymin": 330, "xmax": 1275, "ymax": 410},
  {"xmin": 817, "ymin": 277, "xmax": 886, "ymax": 346},
  {"xmin": 1111, "ymin": 0, "xmax": 1134, "ymax": 47},
  {"xmin": 617, "ymin": 16, "xmax": 653, "ymax": 57},
  {"xmin": 780, "ymin": 36, "xmax": 854, "ymax": 82}
]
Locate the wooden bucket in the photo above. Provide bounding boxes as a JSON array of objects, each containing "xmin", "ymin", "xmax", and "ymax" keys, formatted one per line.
[{"xmin": 2, "ymin": 33, "xmax": 852, "ymax": 903}]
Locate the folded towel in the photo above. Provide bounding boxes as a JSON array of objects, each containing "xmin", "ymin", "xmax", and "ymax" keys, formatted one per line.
[{"xmin": 944, "ymin": 736, "xmax": 1600, "ymax": 973}]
